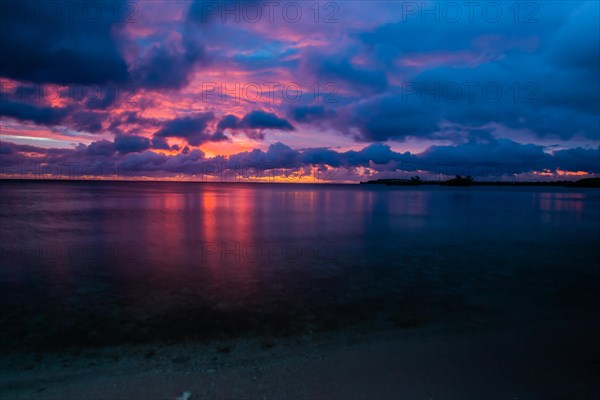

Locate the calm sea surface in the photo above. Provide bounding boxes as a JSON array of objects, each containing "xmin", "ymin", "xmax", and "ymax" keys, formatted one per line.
[{"xmin": 1, "ymin": 181, "xmax": 599, "ymax": 350}]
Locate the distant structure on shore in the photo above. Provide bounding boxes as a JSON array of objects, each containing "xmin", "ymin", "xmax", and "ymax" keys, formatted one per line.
[
  {"xmin": 360, "ymin": 176, "xmax": 422, "ymax": 186},
  {"xmin": 360, "ymin": 176, "xmax": 600, "ymax": 188},
  {"xmin": 565, "ymin": 178, "xmax": 600, "ymax": 188},
  {"xmin": 440, "ymin": 175, "xmax": 474, "ymax": 186}
]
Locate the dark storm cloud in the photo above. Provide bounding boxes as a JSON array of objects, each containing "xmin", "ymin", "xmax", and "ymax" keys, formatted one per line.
[
  {"xmin": 151, "ymin": 136, "xmax": 171, "ymax": 151},
  {"xmin": 296, "ymin": 1, "xmax": 598, "ymax": 144},
  {"xmin": 337, "ymin": 41, "xmax": 599, "ymax": 143},
  {"xmin": 216, "ymin": 114, "xmax": 240, "ymax": 131},
  {"xmin": 345, "ymin": 143, "xmax": 413, "ymax": 166},
  {"xmin": 3, "ymin": 138, "xmax": 599, "ymax": 181},
  {"xmin": 303, "ymin": 52, "xmax": 388, "ymax": 95},
  {"xmin": 0, "ymin": 141, "xmax": 48, "ymax": 155},
  {"xmin": 0, "ymin": 0, "xmax": 206, "ymax": 93},
  {"xmin": 0, "ymin": 0, "xmax": 130, "ymax": 85},
  {"xmin": 262, "ymin": 142, "xmax": 298, "ymax": 165},
  {"xmin": 1, "ymin": 97, "xmax": 118, "ymax": 135},
  {"xmin": 226, "ymin": 140, "xmax": 599, "ymax": 177},
  {"xmin": 218, "ymin": 111, "xmax": 294, "ymax": 132},
  {"xmin": 243, "ymin": 110, "xmax": 294, "ymax": 130},
  {"xmin": 154, "ymin": 113, "xmax": 228, "ymax": 146},
  {"xmin": 70, "ymin": 111, "xmax": 107, "ymax": 133},
  {"xmin": 132, "ymin": 38, "xmax": 206, "ymax": 90},
  {"xmin": 225, "ymin": 142, "xmax": 299, "ymax": 170},
  {"xmin": 114, "ymin": 135, "xmax": 152, "ymax": 154},
  {"xmin": 548, "ymin": 147, "xmax": 600, "ymax": 173},
  {"xmin": 357, "ymin": 2, "xmax": 575, "ymax": 62},
  {"xmin": 410, "ymin": 55, "xmax": 599, "ymax": 141},
  {"xmin": 155, "ymin": 112, "xmax": 214, "ymax": 137},
  {"xmin": 0, "ymin": 99, "xmax": 70, "ymax": 125},
  {"xmin": 87, "ymin": 139, "xmax": 116, "ymax": 156},
  {"xmin": 546, "ymin": 1, "xmax": 599, "ymax": 71},
  {"xmin": 289, "ymin": 105, "xmax": 336, "ymax": 123},
  {"xmin": 225, "ymin": 142, "xmax": 411, "ymax": 172},
  {"xmin": 340, "ymin": 93, "xmax": 439, "ymax": 142},
  {"xmin": 420, "ymin": 141, "xmax": 600, "ymax": 175},
  {"xmin": 298, "ymin": 147, "xmax": 343, "ymax": 167},
  {"xmin": 418, "ymin": 140, "xmax": 548, "ymax": 167}
]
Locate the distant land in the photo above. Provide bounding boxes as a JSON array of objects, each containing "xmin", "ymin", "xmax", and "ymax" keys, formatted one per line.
[
  {"xmin": 0, "ymin": 176, "xmax": 599, "ymax": 187},
  {"xmin": 360, "ymin": 176, "xmax": 600, "ymax": 188}
]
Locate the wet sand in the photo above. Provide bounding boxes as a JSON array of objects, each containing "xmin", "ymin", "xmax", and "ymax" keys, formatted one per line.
[{"xmin": 2, "ymin": 316, "xmax": 599, "ymax": 400}]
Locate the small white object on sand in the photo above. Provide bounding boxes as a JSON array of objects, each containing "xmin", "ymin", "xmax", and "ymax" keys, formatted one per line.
[{"xmin": 176, "ymin": 390, "xmax": 192, "ymax": 400}]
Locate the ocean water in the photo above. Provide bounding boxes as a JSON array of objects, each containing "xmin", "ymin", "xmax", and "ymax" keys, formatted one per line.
[{"xmin": 1, "ymin": 181, "xmax": 599, "ymax": 351}]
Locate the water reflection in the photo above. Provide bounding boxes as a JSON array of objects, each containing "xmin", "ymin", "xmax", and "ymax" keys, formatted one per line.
[
  {"xmin": 535, "ymin": 191, "xmax": 587, "ymax": 224},
  {"xmin": 0, "ymin": 182, "xmax": 599, "ymax": 350},
  {"xmin": 537, "ymin": 192, "xmax": 585, "ymax": 213}
]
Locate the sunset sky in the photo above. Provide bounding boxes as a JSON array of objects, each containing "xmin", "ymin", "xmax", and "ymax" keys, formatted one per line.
[{"xmin": 1, "ymin": 0, "xmax": 599, "ymax": 182}]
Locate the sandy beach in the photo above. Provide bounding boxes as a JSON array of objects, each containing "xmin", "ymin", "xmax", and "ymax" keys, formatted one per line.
[{"xmin": 2, "ymin": 315, "xmax": 599, "ymax": 400}]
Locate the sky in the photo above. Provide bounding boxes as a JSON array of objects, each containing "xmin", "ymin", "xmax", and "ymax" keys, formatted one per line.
[{"xmin": 1, "ymin": 0, "xmax": 599, "ymax": 182}]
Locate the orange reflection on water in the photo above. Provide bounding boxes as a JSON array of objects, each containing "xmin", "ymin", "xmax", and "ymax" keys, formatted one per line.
[
  {"xmin": 200, "ymin": 187, "xmax": 259, "ymax": 301},
  {"xmin": 536, "ymin": 191, "xmax": 587, "ymax": 225},
  {"xmin": 538, "ymin": 192, "xmax": 585, "ymax": 213}
]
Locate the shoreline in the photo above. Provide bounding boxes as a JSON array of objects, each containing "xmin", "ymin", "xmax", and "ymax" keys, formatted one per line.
[
  {"xmin": 1, "ymin": 177, "xmax": 600, "ymax": 188},
  {"xmin": 2, "ymin": 316, "xmax": 599, "ymax": 399}
]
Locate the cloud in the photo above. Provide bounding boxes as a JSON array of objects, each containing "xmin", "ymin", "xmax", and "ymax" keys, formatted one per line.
[
  {"xmin": 243, "ymin": 110, "xmax": 294, "ymax": 130},
  {"xmin": 114, "ymin": 135, "xmax": 152, "ymax": 154},
  {"xmin": 298, "ymin": 148, "xmax": 343, "ymax": 167},
  {"xmin": 0, "ymin": 99, "xmax": 70, "ymax": 125},
  {"xmin": 549, "ymin": 147, "xmax": 600, "ymax": 173},
  {"xmin": 340, "ymin": 93, "xmax": 439, "ymax": 142},
  {"xmin": 70, "ymin": 111, "xmax": 107, "ymax": 133},
  {"xmin": 217, "ymin": 110, "xmax": 295, "ymax": 140},
  {"xmin": 1, "ymin": 0, "xmax": 597, "ymax": 175},
  {"xmin": 2, "ymin": 138, "xmax": 599, "ymax": 181},
  {"xmin": 132, "ymin": 39, "xmax": 206, "ymax": 90},
  {"xmin": 308, "ymin": 57, "xmax": 388, "ymax": 95},
  {"xmin": 345, "ymin": 143, "xmax": 412, "ymax": 166},
  {"xmin": 87, "ymin": 140, "xmax": 116, "ymax": 156},
  {"xmin": 151, "ymin": 136, "xmax": 171, "ymax": 150},
  {"xmin": 0, "ymin": 0, "xmax": 130, "ymax": 85},
  {"xmin": 289, "ymin": 105, "xmax": 336, "ymax": 123},
  {"xmin": 418, "ymin": 139, "xmax": 548, "ymax": 167},
  {"xmin": 154, "ymin": 113, "xmax": 228, "ymax": 146}
]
